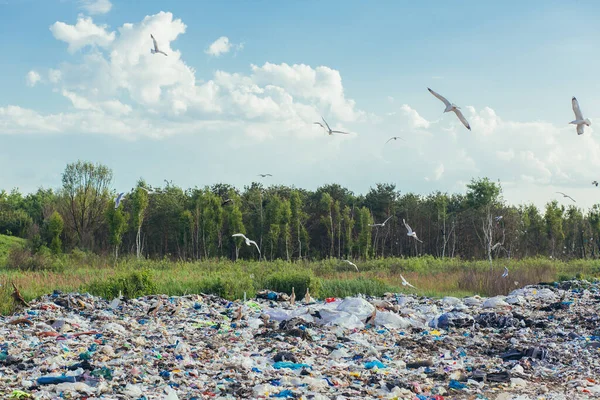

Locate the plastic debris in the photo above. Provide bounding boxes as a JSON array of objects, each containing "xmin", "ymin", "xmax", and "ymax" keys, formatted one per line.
[{"xmin": 0, "ymin": 280, "xmax": 597, "ymax": 398}]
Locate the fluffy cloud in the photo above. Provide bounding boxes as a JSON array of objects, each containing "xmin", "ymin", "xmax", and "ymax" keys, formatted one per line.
[
  {"xmin": 78, "ymin": 0, "xmax": 112, "ymax": 15},
  {"xmin": 50, "ymin": 16, "xmax": 115, "ymax": 53},
  {"xmin": 400, "ymin": 104, "xmax": 430, "ymax": 129},
  {"xmin": 26, "ymin": 70, "xmax": 41, "ymax": 87},
  {"xmin": 205, "ymin": 36, "xmax": 243, "ymax": 57},
  {"xmin": 2, "ymin": 12, "xmax": 362, "ymax": 141}
]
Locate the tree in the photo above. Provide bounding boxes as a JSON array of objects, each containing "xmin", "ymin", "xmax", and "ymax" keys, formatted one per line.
[
  {"xmin": 227, "ymin": 200, "xmax": 245, "ymax": 261},
  {"xmin": 60, "ymin": 161, "xmax": 113, "ymax": 250},
  {"xmin": 356, "ymin": 206, "xmax": 373, "ymax": 259},
  {"xmin": 129, "ymin": 182, "xmax": 150, "ymax": 259},
  {"xmin": 545, "ymin": 201, "xmax": 565, "ymax": 258},
  {"xmin": 47, "ymin": 211, "xmax": 64, "ymax": 255},
  {"xmin": 106, "ymin": 205, "xmax": 128, "ymax": 262},
  {"xmin": 290, "ymin": 190, "xmax": 308, "ymax": 260},
  {"xmin": 466, "ymin": 177, "xmax": 502, "ymax": 265}
]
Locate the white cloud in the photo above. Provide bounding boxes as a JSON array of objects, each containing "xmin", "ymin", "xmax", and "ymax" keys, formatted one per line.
[
  {"xmin": 48, "ymin": 69, "xmax": 62, "ymax": 83},
  {"xmin": 2, "ymin": 12, "xmax": 363, "ymax": 141},
  {"xmin": 26, "ymin": 70, "xmax": 41, "ymax": 87},
  {"xmin": 205, "ymin": 36, "xmax": 243, "ymax": 57},
  {"xmin": 78, "ymin": 0, "xmax": 112, "ymax": 15},
  {"xmin": 400, "ymin": 104, "xmax": 430, "ymax": 129},
  {"xmin": 50, "ymin": 15, "xmax": 115, "ymax": 53}
]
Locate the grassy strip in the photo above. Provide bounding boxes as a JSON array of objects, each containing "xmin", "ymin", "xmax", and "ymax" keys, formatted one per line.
[{"xmin": 1, "ymin": 254, "xmax": 599, "ymax": 315}]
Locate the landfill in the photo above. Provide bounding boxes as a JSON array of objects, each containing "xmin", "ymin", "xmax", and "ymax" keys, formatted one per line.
[{"xmin": 1, "ymin": 280, "xmax": 599, "ymax": 399}]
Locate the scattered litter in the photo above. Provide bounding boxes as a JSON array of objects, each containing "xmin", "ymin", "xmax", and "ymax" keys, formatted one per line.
[{"xmin": 0, "ymin": 280, "xmax": 598, "ymax": 398}]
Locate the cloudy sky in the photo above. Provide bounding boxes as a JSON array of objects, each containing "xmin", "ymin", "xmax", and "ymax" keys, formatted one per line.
[{"xmin": 2, "ymin": 0, "xmax": 600, "ymax": 210}]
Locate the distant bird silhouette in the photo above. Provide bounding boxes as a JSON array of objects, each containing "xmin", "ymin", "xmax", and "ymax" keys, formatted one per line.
[
  {"xmin": 150, "ymin": 34, "xmax": 167, "ymax": 56},
  {"xmin": 593, "ymin": 181, "xmax": 598, "ymax": 187},
  {"xmin": 314, "ymin": 117, "xmax": 349, "ymax": 135},
  {"xmin": 369, "ymin": 216, "xmax": 393, "ymax": 227},
  {"xmin": 258, "ymin": 174, "xmax": 272, "ymax": 178},
  {"xmin": 428, "ymin": 87, "xmax": 471, "ymax": 130},
  {"xmin": 343, "ymin": 260, "xmax": 359, "ymax": 272},
  {"xmin": 385, "ymin": 136, "xmax": 404, "ymax": 144},
  {"xmin": 114, "ymin": 193, "xmax": 125, "ymax": 209},
  {"xmin": 221, "ymin": 199, "xmax": 233, "ymax": 206},
  {"xmin": 403, "ymin": 219, "xmax": 423, "ymax": 243},
  {"xmin": 232, "ymin": 233, "xmax": 261, "ymax": 256},
  {"xmin": 556, "ymin": 192, "xmax": 576, "ymax": 203}
]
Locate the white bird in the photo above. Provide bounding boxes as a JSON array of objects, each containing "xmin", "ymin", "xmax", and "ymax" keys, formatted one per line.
[
  {"xmin": 502, "ymin": 267, "xmax": 509, "ymax": 278},
  {"xmin": 139, "ymin": 186, "xmax": 158, "ymax": 194},
  {"xmin": 232, "ymin": 233, "xmax": 261, "ymax": 255},
  {"xmin": 343, "ymin": 260, "xmax": 359, "ymax": 272},
  {"xmin": 428, "ymin": 88, "xmax": 471, "ymax": 131},
  {"xmin": 570, "ymin": 97, "xmax": 591, "ymax": 135},
  {"xmin": 385, "ymin": 136, "xmax": 404, "ymax": 144},
  {"xmin": 150, "ymin": 34, "xmax": 168, "ymax": 56},
  {"xmin": 400, "ymin": 274, "xmax": 415, "ymax": 289},
  {"xmin": 369, "ymin": 216, "xmax": 393, "ymax": 227},
  {"xmin": 556, "ymin": 192, "xmax": 576, "ymax": 203},
  {"xmin": 314, "ymin": 117, "xmax": 349, "ymax": 135},
  {"xmin": 115, "ymin": 192, "xmax": 125, "ymax": 209},
  {"xmin": 403, "ymin": 219, "xmax": 423, "ymax": 243},
  {"xmin": 495, "ymin": 216, "xmax": 503, "ymax": 222}
]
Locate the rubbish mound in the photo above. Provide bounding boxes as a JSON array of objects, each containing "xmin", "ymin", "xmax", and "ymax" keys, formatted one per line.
[{"xmin": 1, "ymin": 281, "xmax": 600, "ymax": 399}]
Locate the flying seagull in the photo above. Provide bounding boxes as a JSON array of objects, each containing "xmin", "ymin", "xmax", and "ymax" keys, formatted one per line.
[
  {"xmin": 369, "ymin": 216, "xmax": 393, "ymax": 228},
  {"xmin": 495, "ymin": 216, "xmax": 503, "ymax": 222},
  {"xmin": 232, "ymin": 233, "xmax": 261, "ymax": 255},
  {"xmin": 400, "ymin": 274, "xmax": 416, "ymax": 289},
  {"xmin": 343, "ymin": 260, "xmax": 359, "ymax": 272},
  {"xmin": 258, "ymin": 174, "xmax": 272, "ymax": 178},
  {"xmin": 428, "ymin": 88, "xmax": 471, "ymax": 131},
  {"xmin": 139, "ymin": 186, "xmax": 158, "ymax": 194},
  {"xmin": 150, "ymin": 34, "xmax": 168, "ymax": 56},
  {"xmin": 593, "ymin": 181, "xmax": 598, "ymax": 187},
  {"xmin": 502, "ymin": 267, "xmax": 509, "ymax": 278},
  {"xmin": 221, "ymin": 198, "xmax": 233, "ymax": 206},
  {"xmin": 115, "ymin": 192, "xmax": 125, "ymax": 209},
  {"xmin": 556, "ymin": 192, "xmax": 576, "ymax": 203},
  {"xmin": 570, "ymin": 97, "xmax": 591, "ymax": 135},
  {"xmin": 385, "ymin": 136, "xmax": 404, "ymax": 144},
  {"xmin": 403, "ymin": 219, "xmax": 423, "ymax": 243},
  {"xmin": 314, "ymin": 117, "xmax": 349, "ymax": 135}
]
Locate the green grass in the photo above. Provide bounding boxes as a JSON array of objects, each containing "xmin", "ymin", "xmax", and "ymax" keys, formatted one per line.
[
  {"xmin": 0, "ymin": 248, "xmax": 599, "ymax": 315},
  {"xmin": 0, "ymin": 234, "xmax": 25, "ymax": 264}
]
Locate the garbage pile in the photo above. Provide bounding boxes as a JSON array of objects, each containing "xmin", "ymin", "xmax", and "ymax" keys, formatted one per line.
[{"xmin": 1, "ymin": 280, "xmax": 600, "ymax": 399}]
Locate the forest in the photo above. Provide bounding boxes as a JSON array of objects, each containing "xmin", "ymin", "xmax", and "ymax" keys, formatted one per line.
[{"xmin": 1, "ymin": 160, "xmax": 598, "ymax": 265}]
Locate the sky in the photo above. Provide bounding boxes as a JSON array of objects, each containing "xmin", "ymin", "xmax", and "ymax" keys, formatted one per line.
[{"xmin": 2, "ymin": 0, "xmax": 600, "ymax": 210}]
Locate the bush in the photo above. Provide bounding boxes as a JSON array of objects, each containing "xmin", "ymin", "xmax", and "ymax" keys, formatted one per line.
[
  {"xmin": 265, "ymin": 269, "xmax": 321, "ymax": 298},
  {"xmin": 5, "ymin": 246, "xmax": 56, "ymax": 271},
  {"xmin": 87, "ymin": 269, "xmax": 158, "ymax": 299}
]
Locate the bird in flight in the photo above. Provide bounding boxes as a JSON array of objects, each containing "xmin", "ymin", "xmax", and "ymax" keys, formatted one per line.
[
  {"xmin": 570, "ymin": 97, "xmax": 591, "ymax": 135},
  {"xmin": 502, "ymin": 267, "xmax": 509, "ymax": 278},
  {"xmin": 150, "ymin": 34, "xmax": 168, "ymax": 56},
  {"xmin": 221, "ymin": 199, "xmax": 233, "ymax": 206},
  {"xmin": 592, "ymin": 181, "xmax": 598, "ymax": 187},
  {"xmin": 385, "ymin": 136, "xmax": 404, "ymax": 144},
  {"xmin": 403, "ymin": 219, "xmax": 423, "ymax": 243},
  {"xmin": 342, "ymin": 260, "xmax": 359, "ymax": 272},
  {"xmin": 400, "ymin": 274, "xmax": 416, "ymax": 289},
  {"xmin": 495, "ymin": 216, "xmax": 503, "ymax": 222},
  {"xmin": 232, "ymin": 233, "xmax": 261, "ymax": 255},
  {"xmin": 314, "ymin": 117, "xmax": 349, "ymax": 135},
  {"xmin": 258, "ymin": 174, "xmax": 272, "ymax": 178},
  {"xmin": 139, "ymin": 186, "xmax": 158, "ymax": 194},
  {"xmin": 369, "ymin": 216, "xmax": 393, "ymax": 228},
  {"xmin": 556, "ymin": 192, "xmax": 576, "ymax": 202},
  {"xmin": 428, "ymin": 88, "xmax": 471, "ymax": 131},
  {"xmin": 114, "ymin": 192, "xmax": 125, "ymax": 209}
]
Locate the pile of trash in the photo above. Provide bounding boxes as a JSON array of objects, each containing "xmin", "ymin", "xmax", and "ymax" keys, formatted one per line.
[{"xmin": 1, "ymin": 280, "xmax": 600, "ymax": 399}]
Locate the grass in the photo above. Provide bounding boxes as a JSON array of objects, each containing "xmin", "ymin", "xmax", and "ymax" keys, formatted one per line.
[
  {"xmin": 0, "ymin": 234, "xmax": 25, "ymax": 264},
  {"xmin": 0, "ymin": 234, "xmax": 599, "ymax": 315}
]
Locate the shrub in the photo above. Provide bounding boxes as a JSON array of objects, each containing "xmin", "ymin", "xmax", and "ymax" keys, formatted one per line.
[
  {"xmin": 87, "ymin": 269, "xmax": 158, "ymax": 299},
  {"xmin": 265, "ymin": 269, "xmax": 321, "ymax": 298}
]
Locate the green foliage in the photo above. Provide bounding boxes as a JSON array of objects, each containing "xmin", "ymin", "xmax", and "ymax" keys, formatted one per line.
[
  {"xmin": 47, "ymin": 211, "xmax": 64, "ymax": 255},
  {"xmin": 87, "ymin": 269, "xmax": 158, "ymax": 299},
  {"xmin": 466, "ymin": 177, "xmax": 502, "ymax": 209},
  {"xmin": 266, "ymin": 269, "xmax": 322, "ymax": 298},
  {"xmin": 0, "ymin": 234, "xmax": 26, "ymax": 265}
]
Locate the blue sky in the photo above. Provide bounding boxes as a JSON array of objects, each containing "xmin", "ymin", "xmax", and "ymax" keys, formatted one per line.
[{"xmin": 2, "ymin": 0, "xmax": 600, "ymax": 209}]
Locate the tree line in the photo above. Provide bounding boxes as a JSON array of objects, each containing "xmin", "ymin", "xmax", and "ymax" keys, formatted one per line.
[{"xmin": 1, "ymin": 160, "xmax": 598, "ymax": 262}]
